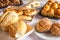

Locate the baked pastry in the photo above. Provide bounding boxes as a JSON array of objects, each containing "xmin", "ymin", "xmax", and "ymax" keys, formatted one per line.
[
  {"xmin": 15, "ymin": 9, "xmax": 23, "ymax": 15},
  {"xmin": 46, "ymin": 0, "xmax": 53, "ymax": 6},
  {"xmin": 0, "ymin": 10, "xmax": 18, "ymax": 32},
  {"xmin": 26, "ymin": 24, "xmax": 33, "ymax": 32},
  {"xmin": 35, "ymin": 18, "xmax": 51, "ymax": 32},
  {"xmin": 58, "ymin": 4, "xmax": 60, "ymax": 8},
  {"xmin": 47, "ymin": 8, "xmax": 54, "ymax": 17},
  {"xmin": 18, "ymin": 15, "xmax": 32, "ymax": 20},
  {"xmin": 24, "ymin": 9, "xmax": 37, "ymax": 16},
  {"xmin": 4, "ymin": 8, "xmax": 23, "ymax": 15},
  {"xmin": 43, "ymin": 5, "xmax": 50, "ymax": 11},
  {"xmin": 54, "ymin": 9, "xmax": 60, "ymax": 18},
  {"xmin": 41, "ymin": 0, "xmax": 60, "ymax": 18},
  {"xmin": 41, "ymin": 9, "xmax": 48, "ymax": 16},
  {"xmin": 41, "ymin": 5, "xmax": 50, "ymax": 16},
  {"xmin": 51, "ymin": 2, "xmax": 58, "ymax": 9},
  {"xmin": 51, "ymin": 23, "xmax": 60, "ymax": 36},
  {"xmin": 23, "ymin": 1, "xmax": 40, "ymax": 9},
  {"xmin": 29, "ymin": 1, "xmax": 40, "ymax": 8},
  {"xmin": 9, "ymin": 21, "xmax": 27, "ymax": 38},
  {"xmin": 0, "ymin": 0, "xmax": 23, "ymax": 8}
]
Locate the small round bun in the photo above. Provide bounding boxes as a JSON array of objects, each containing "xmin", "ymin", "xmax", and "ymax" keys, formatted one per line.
[
  {"xmin": 47, "ymin": 8, "xmax": 54, "ymax": 17},
  {"xmin": 51, "ymin": 2, "xmax": 58, "ymax": 9},
  {"xmin": 51, "ymin": 23, "xmax": 60, "ymax": 36},
  {"xmin": 41, "ymin": 9, "xmax": 48, "ymax": 16},
  {"xmin": 44, "ymin": 5, "xmax": 50, "ymax": 11},
  {"xmin": 35, "ymin": 18, "xmax": 51, "ymax": 32},
  {"xmin": 55, "ymin": 9, "xmax": 60, "ymax": 15}
]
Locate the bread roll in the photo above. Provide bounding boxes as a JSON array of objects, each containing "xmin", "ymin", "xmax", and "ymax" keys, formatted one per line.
[
  {"xmin": 9, "ymin": 21, "xmax": 27, "ymax": 38},
  {"xmin": 41, "ymin": 9, "xmax": 48, "ymax": 16},
  {"xmin": 51, "ymin": 23, "xmax": 60, "ymax": 36},
  {"xmin": 51, "ymin": 2, "xmax": 58, "ymax": 9},
  {"xmin": 0, "ymin": 11, "xmax": 18, "ymax": 32},
  {"xmin": 44, "ymin": 5, "xmax": 50, "ymax": 11},
  {"xmin": 47, "ymin": 8, "xmax": 54, "ymax": 17},
  {"xmin": 35, "ymin": 18, "xmax": 51, "ymax": 32}
]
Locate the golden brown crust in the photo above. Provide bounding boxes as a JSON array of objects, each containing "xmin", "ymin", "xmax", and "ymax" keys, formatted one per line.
[
  {"xmin": 51, "ymin": 2, "xmax": 58, "ymax": 9},
  {"xmin": 15, "ymin": 9, "xmax": 23, "ymax": 15},
  {"xmin": 24, "ymin": 9, "xmax": 37, "ymax": 16},
  {"xmin": 41, "ymin": 9, "xmax": 48, "ymax": 16},
  {"xmin": 35, "ymin": 18, "xmax": 51, "ymax": 32},
  {"xmin": 0, "ymin": 0, "xmax": 23, "ymax": 8},
  {"xmin": 9, "ymin": 21, "xmax": 27, "ymax": 38},
  {"xmin": 18, "ymin": 15, "xmax": 32, "ymax": 20},
  {"xmin": 51, "ymin": 23, "xmax": 60, "ymax": 36},
  {"xmin": 41, "ymin": 0, "xmax": 60, "ymax": 18},
  {"xmin": 0, "ymin": 11, "xmax": 18, "ymax": 32},
  {"xmin": 47, "ymin": 8, "xmax": 54, "ymax": 17},
  {"xmin": 43, "ymin": 5, "xmax": 50, "ymax": 11}
]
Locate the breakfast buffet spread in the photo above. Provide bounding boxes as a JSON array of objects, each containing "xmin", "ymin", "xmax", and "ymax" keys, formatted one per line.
[{"xmin": 0, "ymin": 0, "xmax": 60, "ymax": 40}]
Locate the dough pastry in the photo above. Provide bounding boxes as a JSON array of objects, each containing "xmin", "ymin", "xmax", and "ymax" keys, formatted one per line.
[
  {"xmin": 0, "ymin": 10, "xmax": 18, "ymax": 32},
  {"xmin": 24, "ymin": 9, "xmax": 37, "ymax": 16},
  {"xmin": 19, "ymin": 15, "xmax": 32, "ymax": 20},
  {"xmin": 35, "ymin": 18, "xmax": 51, "ymax": 32},
  {"xmin": 51, "ymin": 23, "xmax": 60, "ymax": 36},
  {"xmin": 9, "ymin": 21, "xmax": 27, "ymax": 38}
]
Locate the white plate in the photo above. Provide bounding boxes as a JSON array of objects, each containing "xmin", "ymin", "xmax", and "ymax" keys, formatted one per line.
[
  {"xmin": 17, "ymin": 28, "xmax": 34, "ymax": 40},
  {"xmin": 0, "ymin": 26, "xmax": 34, "ymax": 40},
  {"xmin": 34, "ymin": 31, "xmax": 60, "ymax": 40}
]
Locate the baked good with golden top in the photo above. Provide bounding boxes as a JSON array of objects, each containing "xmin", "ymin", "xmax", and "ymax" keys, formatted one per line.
[
  {"xmin": 0, "ymin": 0, "xmax": 23, "ymax": 8},
  {"xmin": 51, "ymin": 23, "xmax": 60, "ymax": 36},
  {"xmin": 24, "ymin": 9, "xmax": 37, "ymax": 16},
  {"xmin": 58, "ymin": 4, "xmax": 60, "ymax": 8},
  {"xmin": 47, "ymin": 8, "xmax": 54, "ymax": 17},
  {"xmin": 0, "ymin": 10, "xmax": 18, "ymax": 32},
  {"xmin": 18, "ymin": 15, "xmax": 32, "ymax": 20},
  {"xmin": 41, "ymin": 9, "xmax": 48, "ymax": 16},
  {"xmin": 47, "ymin": 0, "xmax": 53, "ymax": 6},
  {"xmin": 43, "ymin": 5, "xmax": 50, "ymax": 11},
  {"xmin": 41, "ymin": 0, "xmax": 60, "ymax": 18},
  {"xmin": 15, "ymin": 9, "xmax": 23, "ymax": 15},
  {"xmin": 41, "ymin": 5, "xmax": 50, "ymax": 16},
  {"xmin": 51, "ymin": 2, "xmax": 58, "ymax": 9},
  {"xmin": 9, "ymin": 21, "xmax": 27, "ymax": 38},
  {"xmin": 54, "ymin": 9, "xmax": 60, "ymax": 18},
  {"xmin": 35, "ymin": 18, "xmax": 51, "ymax": 32}
]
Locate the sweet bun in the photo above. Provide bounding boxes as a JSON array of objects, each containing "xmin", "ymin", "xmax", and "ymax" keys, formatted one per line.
[
  {"xmin": 47, "ymin": 0, "xmax": 53, "ymax": 6},
  {"xmin": 51, "ymin": 23, "xmax": 60, "ymax": 36},
  {"xmin": 9, "ymin": 21, "xmax": 27, "ymax": 38},
  {"xmin": 51, "ymin": 2, "xmax": 58, "ymax": 9},
  {"xmin": 35, "ymin": 18, "xmax": 51, "ymax": 32},
  {"xmin": 44, "ymin": 5, "xmax": 50, "ymax": 11},
  {"xmin": 47, "ymin": 8, "xmax": 54, "ymax": 17},
  {"xmin": 41, "ymin": 9, "xmax": 48, "ymax": 16},
  {"xmin": 55, "ymin": 9, "xmax": 60, "ymax": 15},
  {"xmin": 0, "ymin": 11, "xmax": 18, "ymax": 32},
  {"xmin": 58, "ymin": 4, "xmax": 60, "ymax": 8},
  {"xmin": 24, "ymin": 9, "xmax": 37, "ymax": 16}
]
